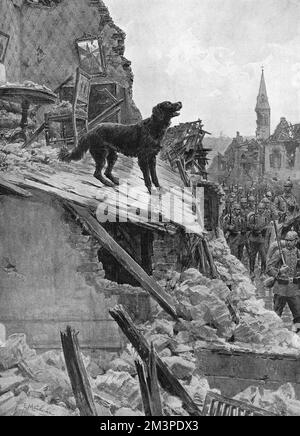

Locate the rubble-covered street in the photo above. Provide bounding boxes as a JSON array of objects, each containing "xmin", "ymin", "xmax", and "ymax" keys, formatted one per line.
[{"xmin": 2, "ymin": 234, "xmax": 300, "ymax": 416}]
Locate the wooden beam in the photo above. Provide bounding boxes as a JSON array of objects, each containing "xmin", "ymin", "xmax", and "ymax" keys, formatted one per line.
[
  {"xmin": 64, "ymin": 202, "xmax": 179, "ymax": 321},
  {"xmin": 135, "ymin": 360, "xmax": 152, "ymax": 416},
  {"xmin": 175, "ymin": 160, "xmax": 219, "ymax": 279},
  {"xmin": 135, "ymin": 343, "xmax": 163, "ymax": 416},
  {"xmin": 61, "ymin": 326, "xmax": 98, "ymax": 417},
  {"xmin": 0, "ymin": 177, "xmax": 31, "ymax": 198},
  {"xmin": 88, "ymin": 99, "xmax": 124, "ymax": 130},
  {"xmin": 109, "ymin": 305, "xmax": 202, "ymax": 417},
  {"xmin": 147, "ymin": 342, "xmax": 163, "ymax": 416},
  {"xmin": 202, "ymin": 238, "xmax": 219, "ymax": 279},
  {"xmin": 22, "ymin": 123, "xmax": 46, "ymax": 149}
]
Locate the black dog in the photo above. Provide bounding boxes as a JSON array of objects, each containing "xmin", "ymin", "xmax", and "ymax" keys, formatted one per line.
[{"xmin": 58, "ymin": 101, "xmax": 182, "ymax": 193}]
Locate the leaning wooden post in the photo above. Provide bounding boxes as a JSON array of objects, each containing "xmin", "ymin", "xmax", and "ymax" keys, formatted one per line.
[
  {"xmin": 202, "ymin": 238, "xmax": 219, "ymax": 279},
  {"xmin": 147, "ymin": 342, "xmax": 163, "ymax": 416},
  {"xmin": 175, "ymin": 160, "xmax": 219, "ymax": 279},
  {"xmin": 135, "ymin": 343, "xmax": 163, "ymax": 416},
  {"xmin": 135, "ymin": 360, "xmax": 152, "ymax": 416},
  {"xmin": 109, "ymin": 305, "xmax": 202, "ymax": 417},
  {"xmin": 61, "ymin": 326, "xmax": 98, "ymax": 417}
]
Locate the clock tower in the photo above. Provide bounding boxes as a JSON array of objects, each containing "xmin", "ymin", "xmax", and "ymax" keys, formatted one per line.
[{"xmin": 255, "ymin": 68, "xmax": 270, "ymax": 140}]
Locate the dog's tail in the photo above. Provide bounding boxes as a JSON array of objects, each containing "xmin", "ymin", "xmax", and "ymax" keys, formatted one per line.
[{"xmin": 58, "ymin": 134, "xmax": 90, "ymax": 163}]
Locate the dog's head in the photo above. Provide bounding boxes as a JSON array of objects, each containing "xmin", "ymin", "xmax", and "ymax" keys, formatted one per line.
[{"xmin": 152, "ymin": 101, "xmax": 182, "ymax": 123}]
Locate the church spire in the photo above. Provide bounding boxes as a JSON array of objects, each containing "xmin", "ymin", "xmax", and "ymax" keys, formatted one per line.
[
  {"xmin": 255, "ymin": 67, "xmax": 271, "ymax": 140},
  {"xmin": 256, "ymin": 67, "xmax": 270, "ymax": 110}
]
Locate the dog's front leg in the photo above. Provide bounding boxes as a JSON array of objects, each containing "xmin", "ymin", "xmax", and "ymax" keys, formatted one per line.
[
  {"xmin": 138, "ymin": 157, "xmax": 152, "ymax": 194},
  {"xmin": 149, "ymin": 156, "xmax": 161, "ymax": 188}
]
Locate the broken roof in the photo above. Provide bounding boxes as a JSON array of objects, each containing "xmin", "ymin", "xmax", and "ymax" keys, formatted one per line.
[
  {"xmin": 269, "ymin": 118, "xmax": 300, "ymax": 142},
  {"xmin": 0, "ymin": 140, "xmax": 203, "ymax": 235}
]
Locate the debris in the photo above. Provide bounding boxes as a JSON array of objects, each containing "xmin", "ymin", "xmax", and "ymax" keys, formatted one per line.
[
  {"xmin": 135, "ymin": 343, "xmax": 163, "ymax": 416},
  {"xmin": 145, "ymin": 334, "xmax": 174, "ymax": 353},
  {"xmin": 96, "ymin": 370, "xmax": 142, "ymax": 410},
  {"xmin": 160, "ymin": 348, "xmax": 172, "ymax": 357},
  {"xmin": 0, "ymin": 324, "xmax": 6, "ymax": 345},
  {"xmin": 109, "ymin": 305, "xmax": 202, "ymax": 416},
  {"xmin": 162, "ymin": 395, "xmax": 188, "ymax": 416},
  {"xmin": 87, "ymin": 361, "xmax": 105, "ymax": 379},
  {"xmin": 0, "ymin": 375, "xmax": 26, "ymax": 395},
  {"xmin": 109, "ymin": 358, "xmax": 136, "ymax": 376},
  {"xmin": 19, "ymin": 355, "xmax": 72, "ymax": 401},
  {"xmin": 0, "ymin": 334, "xmax": 36, "ymax": 371},
  {"xmin": 162, "ymin": 356, "xmax": 195, "ymax": 380},
  {"xmin": 15, "ymin": 397, "xmax": 72, "ymax": 416},
  {"xmin": 61, "ymin": 326, "xmax": 97, "ymax": 416},
  {"xmin": 0, "ymin": 392, "xmax": 19, "ymax": 416},
  {"xmin": 186, "ymin": 375, "xmax": 214, "ymax": 408},
  {"xmin": 234, "ymin": 383, "xmax": 300, "ymax": 416},
  {"xmin": 150, "ymin": 319, "xmax": 175, "ymax": 337},
  {"xmin": 41, "ymin": 350, "xmax": 65, "ymax": 371},
  {"xmin": 115, "ymin": 408, "xmax": 144, "ymax": 416}
]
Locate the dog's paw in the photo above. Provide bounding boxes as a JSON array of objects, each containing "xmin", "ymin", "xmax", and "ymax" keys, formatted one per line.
[
  {"xmin": 94, "ymin": 173, "xmax": 115, "ymax": 188},
  {"xmin": 105, "ymin": 173, "xmax": 120, "ymax": 186},
  {"xmin": 157, "ymin": 186, "xmax": 167, "ymax": 195}
]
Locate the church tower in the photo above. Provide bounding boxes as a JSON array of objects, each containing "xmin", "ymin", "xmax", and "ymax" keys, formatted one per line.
[{"xmin": 255, "ymin": 68, "xmax": 270, "ymax": 140}]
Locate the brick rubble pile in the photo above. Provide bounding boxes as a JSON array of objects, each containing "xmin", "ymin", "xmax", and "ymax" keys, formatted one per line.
[{"xmin": 2, "ymin": 235, "xmax": 300, "ymax": 416}]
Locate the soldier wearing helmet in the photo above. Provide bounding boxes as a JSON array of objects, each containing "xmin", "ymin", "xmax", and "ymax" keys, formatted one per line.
[
  {"xmin": 248, "ymin": 195, "xmax": 256, "ymax": 211},
  {"xmin": 264, "ymin": 191, "xmax": 278, "ymax": 220},
  {"xmin": 266, "ymin": 231, "xmax": 300, "ymax": 333},
  {"xmin": 274, "ymin": 179, "xmax": 299, "ymax": 223},
  {"xmin": 223, "ymin": 203, "xmax": 245, "ymax": 259},
  {"xmin": 247, "ymin": 202, "xmax": 269, "ymax": 279},
  {"xmin": 240, "ymin": 197, "xmax": 248, "ymax": 213},
  {"xmin": 238, "ymin": 197, "xmax": 251, "ymax": 261}
]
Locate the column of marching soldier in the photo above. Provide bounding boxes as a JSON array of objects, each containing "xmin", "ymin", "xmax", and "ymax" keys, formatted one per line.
[{"xmin": 221, "ymin": 179, "xmax": 300, "ymax": 333}]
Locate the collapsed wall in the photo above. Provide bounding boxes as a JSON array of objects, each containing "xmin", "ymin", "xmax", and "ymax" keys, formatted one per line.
[{"xmin": 0, "ymin": 0, "xmax": 141, "ymax": 125}]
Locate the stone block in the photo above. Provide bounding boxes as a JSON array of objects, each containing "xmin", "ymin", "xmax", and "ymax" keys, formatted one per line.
[{"xmin": 162, "ymin": 356, "xmax": 195, "ymax": 380}]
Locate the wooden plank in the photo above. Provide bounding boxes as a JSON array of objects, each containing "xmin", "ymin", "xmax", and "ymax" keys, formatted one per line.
[
  {"xmin": 61, "ymin": 326, "xmax": 98, "ymax": 417},
  {"xmin": 88, "ymin": 99, "xmax": 124, "ymax": 130},
  {"xmin": 202, "ymin": 238, "xmax": 219, "ymax": 279},
  {"xmin": 22, "ymin": 123, "xmax": 46, "ymax": 149},
  {"xmin": 0, "ymin": 176, "xmax": 31, "ymax": 197},
  {"xmin": 135, "ymin": 343, "xmax": 163, "ymax": 416},
  {"xmin": 65, "ymin": 202, "xmax": 179, "ymax": 320},
  {"xmin": 5, "ymin": 174, "xmax": 98, "ymax": 208},
  {"xmin": 109, "ymin": 305, "xmax": 202, "ymax": 416},
  {"xmin": 20, "ymin": 169, "xmax": 178, "ymax": 231},
  {"xmin": 5, "ymin": 173, "xmax": 171, "ymax": 233},
  {"xmin": 147, "ymin": 342, "xmax": 163, "ymax": 416},
  {"xmin": 196, "ymin": 346, "xmax": 300, "ymax": 384},
  {"xmin": 135, "ymin": 360, "xmax": 152, "ymax": 416}
]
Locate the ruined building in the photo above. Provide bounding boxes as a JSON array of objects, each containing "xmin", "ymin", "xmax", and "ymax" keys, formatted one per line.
[
  {"xmin": 0, "ymin": 0, "xmax": 206, "ymax": 350},
  {"xmin": 209, "ymin": 71, "xmax": 267, "ymax": 186},
  {"xmin": 264, "ymin": 118, "xmax": 300, "ymax": 181},
  {"xmin": 210, "ymin": 68, "xmax": 300, "ymax": 188}
]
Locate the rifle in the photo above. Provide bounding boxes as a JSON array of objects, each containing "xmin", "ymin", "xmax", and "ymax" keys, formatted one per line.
[
  {"xmin": 254, "ymin": 195, "xmax": 258, "ymax": 225},
  {"xmin": 264, "ymin": 220, "xmax": 289, "ymax": 288}
]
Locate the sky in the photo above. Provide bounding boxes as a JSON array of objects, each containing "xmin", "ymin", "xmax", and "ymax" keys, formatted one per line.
[{"xmin": 107, "ymin": 0, "xmax": 300, "ymax": 137}]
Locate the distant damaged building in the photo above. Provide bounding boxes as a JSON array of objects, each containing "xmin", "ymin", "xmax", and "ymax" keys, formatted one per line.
[
  {"xmin": 264, "ymin": 117, "xmax": 300, "ymax": 181},
  {"xmin": 209, "ymin": 70, "xmax": 269, "ymax": 187},
  {"xmin": 210, "ymin": 132, "xmax": 264, "ymax": 186}
]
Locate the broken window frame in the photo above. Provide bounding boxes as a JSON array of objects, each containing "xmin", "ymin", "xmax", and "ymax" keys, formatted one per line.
[{"xmin": 75, "ymin": 33, "xmax": 107, "ymax": 78}]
